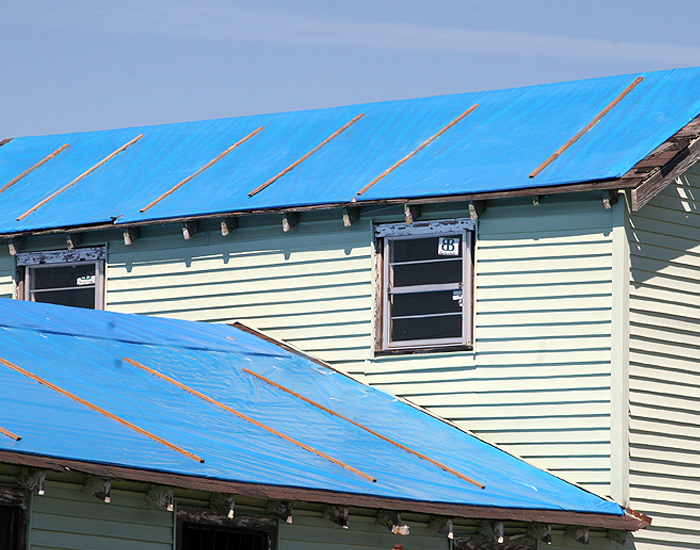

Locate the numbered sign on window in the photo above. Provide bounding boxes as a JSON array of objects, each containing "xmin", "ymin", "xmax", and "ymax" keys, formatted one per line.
[{"xmin": 437, "ymin": 236, "xmax": 460, "ymax": 256}]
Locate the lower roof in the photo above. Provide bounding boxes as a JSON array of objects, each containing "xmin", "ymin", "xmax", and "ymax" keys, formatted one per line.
[{"xmin": 0, "ymin": 299, "xmax": 646, "ymax": 530}]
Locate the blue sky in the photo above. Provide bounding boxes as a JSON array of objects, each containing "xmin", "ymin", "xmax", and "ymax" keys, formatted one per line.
[{"xmin": 4, "ymin": 0, "xmax": 700, "ymax": 137}]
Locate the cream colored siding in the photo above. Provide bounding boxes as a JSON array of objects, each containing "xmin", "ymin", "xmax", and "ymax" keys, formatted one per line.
[
  {"xmin": 367, "ymin": 199, "xmax": 616, "ymax": 496},
  {"xmin": 101, "ymin": 201, "xmax": 619, "ymax": 496},
  {"xmin": 628, "ymin": 171, "xmax": 700, "ymax": 550},
  {"xmin": 30, "ymin": 482, "xmax": 173, "ymax": 550},
  {"xmin": 106, "ymin": 215, "xmax": 375, "ymax": 377},
  {"xmin": 0, "ymin": 254, "xmax": 14, "ymax": 299}
]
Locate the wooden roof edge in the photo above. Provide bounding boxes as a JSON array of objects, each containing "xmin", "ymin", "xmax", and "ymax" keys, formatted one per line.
[
  {"xmin": 229, "ymin": 322, "xmax": 358, "ymax": 381},
  {"xmin": 0, "ymin": 139, "xmax": 13, "ymax": 148},
  {"xmin": 624, "ymin": 113, "xmax": 700, "ymax": 211},
  {"xmin": 0, "ymin": 450, "xmax": 647, "ymax": 531}
]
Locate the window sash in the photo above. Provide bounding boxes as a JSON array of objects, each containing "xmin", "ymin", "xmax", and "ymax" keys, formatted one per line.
[
  {"xmin": 23, "ymin": 258, "xmax": 105, "ymax": 310},
  {"xmin": 382, "ymin": 230, "xmax": 471, "ymax": 350}
]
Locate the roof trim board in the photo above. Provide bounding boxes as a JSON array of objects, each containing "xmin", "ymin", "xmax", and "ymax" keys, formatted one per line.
[{"xmin": 0, "ymin": 450, "xmax": 649, "ymax": 530}]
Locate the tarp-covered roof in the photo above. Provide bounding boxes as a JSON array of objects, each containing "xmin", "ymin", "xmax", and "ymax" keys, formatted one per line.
[
  {"xmin": 0, "ymin": 299, "xmax": 624, "ymax": 521},
  {"xmin": 1, "ymin": 67, "xmax": 700, "ymax": 234}
]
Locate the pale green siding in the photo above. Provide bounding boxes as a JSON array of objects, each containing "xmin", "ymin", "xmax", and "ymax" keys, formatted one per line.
[
  {"xmin": 0, "ymin": 253, "xmax": 14, "ymax": 299},
  {"xmin": 102, "ymin": 200, "xmax": 618, "ymax": 497},
  {"xmin": 105, "ymin": 213, "xmax": 375, "ymax": 378},
  {"xmin": 628, "ymin": 171, "xmax": 700, "ymax": 550},
  {"xmin": 366, "ymin": 198, "xmax": 617, "ymax": 497},
  {"xmin": 29, "ymin": 482, "xmax": 173, "ymax": 550}
]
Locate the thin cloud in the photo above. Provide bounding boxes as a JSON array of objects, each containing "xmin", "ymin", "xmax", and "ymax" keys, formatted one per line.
[{"xmin": 8, "ymin": 2, "xmax": 700, "ymax": 65}]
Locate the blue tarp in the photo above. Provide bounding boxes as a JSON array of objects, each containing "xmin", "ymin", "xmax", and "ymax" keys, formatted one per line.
[
  {"xmin": 0, "ymin": 299, "xmax": 623, "ymax": 516},
  {"xmin": 1, "ymin": 68, "xmax": 700, "ymax": 234}
]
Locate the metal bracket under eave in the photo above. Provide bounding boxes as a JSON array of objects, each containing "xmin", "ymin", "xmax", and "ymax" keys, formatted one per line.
[
  {"xmin": 343, "ymin": 206, "xmax": 361, "ymax": 227},
  {"xmin": 282, "ymin": 212, "xmax": 300, "ymax": 232},
  {"xmin": 375, "ymin": 510, "xmax": 410, "ymax": 535},
  {"xmin": 18, "ymin": 468, "xmax": 45, "ymax": 495},
  {"xmin": 404, "ymin": 204, "xmax": 421, "ymax": 224},
  {"xmin": 428, "ymin": 516, "xmax": 454, "ymax": 539},
  {"xmin": 266, "ymin": 500, "xmax": 293, "ymax": 523},
  {"xmin": 123, "ymin": 226, "xmax": 141, "ymax": 246},
  {"xmin": 182, "ymin": 221, "xmax": 199, "ymax": 240},
  {"xmin": 468, "ymin": 200, "xmax": 486, "ymax": 220},
  {"xmin": 82, "ymin": 475, "xmax": 111, "ymax": 503},
  {"xmin": 147, "ymin": 485, "xmax": 174, "ymax": 511},
  {"xmin": 209, "ymin": 492, "xmax": 235, "ymax": 519},
  {"xmin": 66, "ymin": 232, "xmax": 83, "ymax": 251},
  {"xmin": 631, "ymin": 136, "xmax": 700, "ymax": 211},
  {"xmin": 323, "ymin": 505, "xmax": 349, "ymax": 529},
  {"xmin": 221, "ymin": 217, "xmax": 239, "ymax": 236},
  {"xmin": 603, "ymin": 189, "xmax": 619, "ymax": 209},
  {"xmin": 7, "ymin": 236, "xmax": 26, "ymax": 256},
  {"xmin": 566, "ymin": 526, "xmax": 589, "ymax": 545}
]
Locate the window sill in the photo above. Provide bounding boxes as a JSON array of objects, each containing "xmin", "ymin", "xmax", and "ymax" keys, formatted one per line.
[{"xmin": 374, "ymin": 344, "xmax": 473, "ymax": 357}]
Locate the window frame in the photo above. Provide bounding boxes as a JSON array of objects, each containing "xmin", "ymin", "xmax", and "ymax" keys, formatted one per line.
[
  {"xmin": 15, "ymin": 247, "xmax": 106, "ymax": 310},
  {"xmin": 176, "ymin": 507, "xmax": 277, "ymax": 550},
  {"xmin": 375, "ymin": 218, "xmax": 475, "ymax": 354}
]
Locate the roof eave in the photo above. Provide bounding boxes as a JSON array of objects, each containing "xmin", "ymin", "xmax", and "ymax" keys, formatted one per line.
[{"xmin": 0, "ymin": 450, "xmax": 649, "ymax": 531}]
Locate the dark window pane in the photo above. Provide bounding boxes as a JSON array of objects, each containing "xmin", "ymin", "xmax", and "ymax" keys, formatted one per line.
[
  {"xmin": 392, "ymin": 290, "xmax": 462, "ymax": 317},
  {"xmin": 0, "ymin": 507, "xmax": 18, "ymax": 550},
  {"xmin": 181, "ymin": 522, "xmax": 268, "ymax": 550},
  {"xmin": 31, "ymin": 288, "xmax": 96, "ymax": 309},
  {"xmin": 392, "ymin": 235, "xmax": 460, "ymax": 262},
  {"xmin": 392, "ymin": 259, "xmax": 461, "ymax": 287},
  {"xmin": 32, "ymin": 264, "xmax": 96, "ymax": 290},
  {"xmin": 391, "ymin": 314, "xmax": 462, "ymax": 342}
]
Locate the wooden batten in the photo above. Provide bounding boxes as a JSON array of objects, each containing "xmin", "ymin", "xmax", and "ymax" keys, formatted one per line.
[
  {"xmin": 17, "ymin": 134, "xmax": 143, "ymax": 222},
  {"xmin": 0, "ymin": 143, "xmax": 70, "ymax": 196},
  {"xmin": 530, "ymin": 76, "xmax": 643, "ymax": 178},
  {"xmin": 248, "ymin": 114, "xmax": 364, "ymax": 198},
  {"xmin": 0, "ymin": 356, "xmax": 204, "ymax": 464},
  {"xmin": 140, "ymin": 127, "xmax": 263, "ymax": 213},
  {"xmin": 357, "ymin": 103, "xmax": 479, "ymax": 196}
]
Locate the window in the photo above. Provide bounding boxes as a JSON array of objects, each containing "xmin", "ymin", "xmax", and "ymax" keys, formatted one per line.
[
  {"xmin": 180, "ymin": 523, "xmax": 269, "ymax": 550},
  {"xmin": 376, "ymin": 219, "xmax": 474, "ymax": 352},
  {"xmin": 16, "ymin": 247, "xmax": 105, "ymax": 309}
]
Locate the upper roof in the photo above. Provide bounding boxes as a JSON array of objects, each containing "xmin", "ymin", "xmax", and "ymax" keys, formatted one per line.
[
  {"xmin": 2, "ymin": 67, "xmax": 700, "ymax": 235},
  {"xmin": 0, "ymin": 299, "xmax": 640, "ymax": 528}
]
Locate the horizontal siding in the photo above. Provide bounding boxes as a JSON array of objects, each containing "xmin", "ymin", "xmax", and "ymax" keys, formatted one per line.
[
  {"xmin": 367, "ymin": 199, "xmax": 615, "ymax": 496},
  {"xmin": 0, "ymin": 254, "xmax": 14, "ymax": 299},
  {"xmin": 628, "ymin": 173, "xmax": 700, "ymax": 550},
  {"xmin": 106, "ymin": 216, "xmax": 374, "ymax": 376},
  {"xmin": 30, "ymin": 482, "xmax": 173, "ymax": 550},
  {"xmin": 99, "ymin": 201, "xmax": 616, "ymax": 495}
]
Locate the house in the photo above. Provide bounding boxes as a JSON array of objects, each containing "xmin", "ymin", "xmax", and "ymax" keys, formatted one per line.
[{"xmin": 1, "ymin": 66, "xmax": 699, "ymax": 550}]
